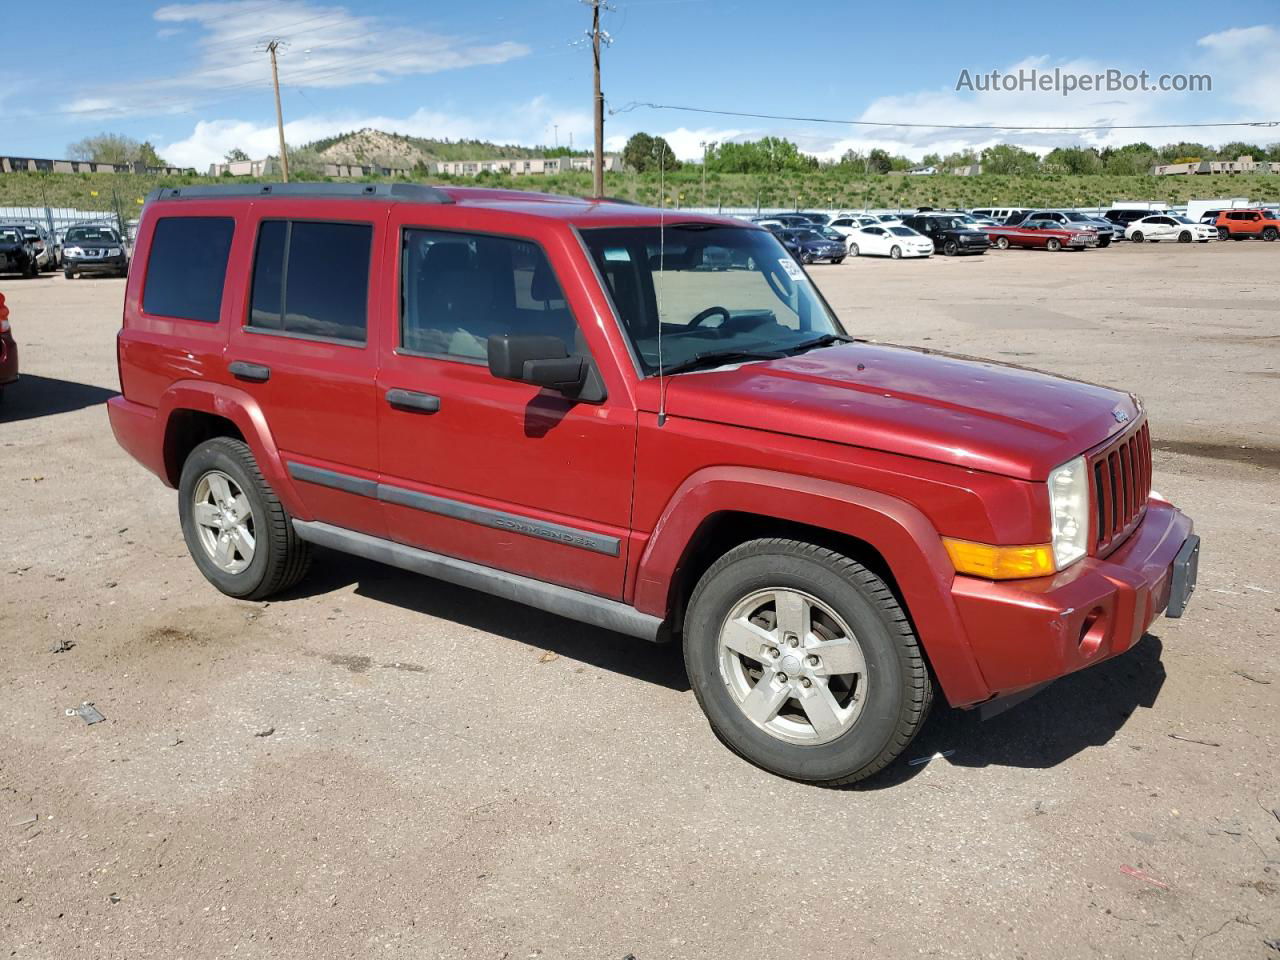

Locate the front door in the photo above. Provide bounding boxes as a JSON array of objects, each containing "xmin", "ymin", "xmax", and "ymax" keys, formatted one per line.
[{"xmin": 375, "ymin": 217, "xmax": 636, "ymax": 599}]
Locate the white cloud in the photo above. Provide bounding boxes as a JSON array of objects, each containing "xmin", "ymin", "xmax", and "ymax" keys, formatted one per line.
[{"xmin": 76, "ymin": 0, "xmax": 530, "ymax": 118}]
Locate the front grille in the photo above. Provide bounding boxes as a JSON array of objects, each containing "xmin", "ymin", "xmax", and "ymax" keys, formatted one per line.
[{"xmin": 1092, "ymin": 421, "xmax": 1151, "ymax": 553}]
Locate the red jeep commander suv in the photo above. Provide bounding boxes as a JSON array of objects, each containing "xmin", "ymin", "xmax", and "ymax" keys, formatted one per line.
[{"xmin": 108, "ymin": 183, "xmax": 1199, "ymax": 784}]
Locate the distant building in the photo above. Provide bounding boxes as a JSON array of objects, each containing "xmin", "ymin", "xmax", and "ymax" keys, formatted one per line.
[
  {"xmin": 324, "ymin": 163, "xmax": 414, "ymax": 178},
  {"xmin": 435, "ymin": 155, "xmax": 623, "ymax": 177},
  {"xmin": 208, "ymin": 158, "xmax": 276, "ymax": 177},
  {"xmin": 907, "ymin": 165, "xmax": 938, "ymax": 176},
  {"xmin": 1, "ymin": 156, "xmax": 190, "ymax": 175},
  {"xmin": 1152, "ymin": 155, "xmax": 1278, "ymax": 176},
  {"xmin": 951, "ymin": 163, "xmax": 982, "ymax": 176}
]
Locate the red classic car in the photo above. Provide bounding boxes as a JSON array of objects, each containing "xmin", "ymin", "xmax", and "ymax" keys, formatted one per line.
[{"xmin": 984, "ymin": 219, "xmax": 1098, "ymax": 251}]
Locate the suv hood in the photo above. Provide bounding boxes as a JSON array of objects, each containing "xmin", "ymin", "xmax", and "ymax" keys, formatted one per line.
[{"xmin": 656, "ymin": 342, "xmax": 1138, "ymax": 481}]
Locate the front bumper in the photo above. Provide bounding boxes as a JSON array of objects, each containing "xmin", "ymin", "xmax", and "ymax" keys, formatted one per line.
[
  {"xmin": 0, "ymin": 333, "xmax": 17, "ymax": 386},
  {"xmin": 950, "ymin": 499, "xmax": 1194, "ymax": 701},
  {"xmin": 66, "ymin": 254, "xmax": 127, "ymax": 274}
]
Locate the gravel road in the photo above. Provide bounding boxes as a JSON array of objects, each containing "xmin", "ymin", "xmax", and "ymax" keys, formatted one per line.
[{"xmin": 2, "ymin": 240, "xmax": 1277, "ymax": 959}]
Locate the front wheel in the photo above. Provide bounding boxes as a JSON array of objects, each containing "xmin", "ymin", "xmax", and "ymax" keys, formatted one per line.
[
  {"xmin": 889, "ymin": 245, "xmax": 901, "ymax": 260},
  {"xmin": 995, "ymin": 236, "xmax": 1010, "ymax": 250},
  {"xmin": 1098, "ymin": 237, "xmax": 1112, "ymax": 248},
  {"xmin": 179, "ymin": 437, "xmax": 311, "ymax": 600},
  {"xmin": 943, "ymin": 240, "xmax": 958, "ymax": 256},
  {"xmin": 1178, "ymin": 231, "xmax": 1192, "ymax": 243},
  {"xmin": 64, "ymin": 268, "xmax": 74, "ymax": 279},
  {"xmin": 831, "ymin": 257, "xmax": 845, "ymax": 265},
  {"xmin": 1130, "ymin": 232, "xmax": 1144, "ymax": 243},
  {"xmin": 684, "ymin": 539, "xmax": 933, "ymax": 785},
  {"xmin": 1046, "ymin": 238, "xmax": 1062, "ymax": 251},
  {"xmin": 1263, "ymin": 227, "xmax": 1278, "ymax": 241}
]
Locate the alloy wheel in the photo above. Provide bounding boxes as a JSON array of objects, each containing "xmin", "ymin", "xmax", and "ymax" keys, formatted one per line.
[
  {"xmin": 717, "ymin": 588, "xmax": 868, "ymax": 745},
  {"xmin": 191, "ymin": 470, "xmax": 256, "ymax": 574}
]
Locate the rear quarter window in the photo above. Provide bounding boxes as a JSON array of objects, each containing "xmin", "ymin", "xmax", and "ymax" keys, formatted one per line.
[{"xmin": 142, "ymin": 216, "xmax": 235, "ymax": 323}]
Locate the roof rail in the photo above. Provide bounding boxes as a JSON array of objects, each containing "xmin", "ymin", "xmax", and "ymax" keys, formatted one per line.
[{"xmin": 145, "ymin": 182, "xmax": 453, "ymax": 204}]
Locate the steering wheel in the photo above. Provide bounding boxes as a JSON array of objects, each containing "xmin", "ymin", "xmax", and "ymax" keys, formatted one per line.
[{"xmin": 687, "ymin": 306, "xmax": 731, "ymax": 328}]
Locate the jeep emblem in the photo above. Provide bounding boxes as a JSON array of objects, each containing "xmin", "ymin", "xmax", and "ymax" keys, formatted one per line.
[{"xmin": 1113, "ymin": 409, "xmax": 1130, "ymax": 424}]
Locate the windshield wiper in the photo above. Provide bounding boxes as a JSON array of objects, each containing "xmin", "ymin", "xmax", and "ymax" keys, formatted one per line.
[
  {"xmin": 659, "ymin": 349, "xmax": 786, "ymax": 377},
  {"xmin": 787, "ymin": 333, "xmax": 856, "ymax": 355}
]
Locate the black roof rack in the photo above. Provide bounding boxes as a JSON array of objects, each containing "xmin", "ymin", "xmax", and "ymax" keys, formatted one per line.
[{"xmin": 146, "ymin": 182, "xmax": 453, "ymax": 204}]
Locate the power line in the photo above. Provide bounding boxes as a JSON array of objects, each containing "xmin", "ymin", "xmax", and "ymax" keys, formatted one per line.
[{"xmin": 609, "ymin": 101, "xmax": 1280, "ymax": 132}]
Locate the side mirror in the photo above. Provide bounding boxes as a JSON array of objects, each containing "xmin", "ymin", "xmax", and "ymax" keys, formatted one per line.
[{"xmin": 487, "ymin": 334, "xmax": 605, "ymax": 403}]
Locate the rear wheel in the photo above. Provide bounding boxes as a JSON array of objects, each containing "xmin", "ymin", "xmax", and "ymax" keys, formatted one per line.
[
  {"xmin": 849, "ymin": 243, "xmax": 860, "ymax": 257},
  {"xmin": 684, "ymin": 539, "xmax": 933, "ymax": 785},
  {"xmin": 995, "ymin": 236, "xmax": 1010, "ymax": 250},
  {"xmin": 1218, "ymin": 227, "xmax": 1230, "ymax": 240},
  {"xmin": 889, "ymin": 245, "xmax": 901, "ymax": 260},
  {"xmin": 1130, "ymin": 231, "xmax": 1144, "ymax": 243},
  {"xmin": 179, "ymin": 437, "xmax": 311, "ymax": 600}
]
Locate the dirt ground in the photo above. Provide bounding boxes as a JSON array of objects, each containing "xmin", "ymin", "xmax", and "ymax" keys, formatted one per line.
[{"xmin": 2, "ymin": 240, "xmax": 1278, "ymax": 959}]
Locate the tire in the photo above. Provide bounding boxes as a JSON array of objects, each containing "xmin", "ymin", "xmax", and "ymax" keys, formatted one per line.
[
  {"xmin": 832, "ymin": 257, "xmax": 845, "ymax": 265},
  {"xmin": 849, "ymin": 243, "xmax": 859, "ymax": 257},
  {"xmin": 889, "ymin": 245, "xmax": 901, "ymax": 260},
  {"xmin": 1098, "ymin": 237, "xmax": 1111, "ymax": 248},
  {"xmin": 1046, "ymin": 238, "xmax": 1061, "ymax": 252},
  {"xmin": 64, "ymin": 268, "xmax": 74, "ymax": 279},
  {"xmin": 683, "ymin": 538, "xmax": 933, "ymax": 785},
  {"xmin": 1130, "ymin": 232, "xmax": 1144, "ymax": 243},
  {"xmin": 24, "ymin": 258, "xmax": 38, "ymax": 278},
  {"xmin": 1178, "ymin": 231, "xmax": 1192, "ymax": 243},
  {"xmin": 995, "ymin": 236, "xmax": 1010, "ymax": 250},
  {"xmin": 178, "ymin": 437, "xmax": 311, "ymax": 600},
  {"xmin": 1263, "ymin": 227, "xmax": 1278, "ymax": 241},
  {"xmin": 1218, "ymin": 227, "xmax": 1229, "ymax": 240},
  {"xmin": 943, "ymin": 240, "xmax": 958, "ymax": 256}
]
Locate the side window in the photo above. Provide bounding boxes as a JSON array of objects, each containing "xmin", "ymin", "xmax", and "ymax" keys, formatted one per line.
[
  {"xmin": 400, "ymin": 228, "xmax": 580, "ymax": 362},
  {"xmin": 142, "ymin": 216, "xmax": 235, "ymax": 323},
  {"xmin": 248, "ymin": 219, "xmax": 371, "ymax": 343}
]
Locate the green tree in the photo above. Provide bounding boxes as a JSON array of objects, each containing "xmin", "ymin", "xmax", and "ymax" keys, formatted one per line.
[
  {"xmin": 1042, "ymin": 147, "xmax": 1101, "ymax": 175},
  {"xmin": 67, "ymin": 133, "xmax": 142, "ymax": 165},
  {"xmin": 1216, "ymin": 141, "xmax": 1265, "ymax": 160},
  {"xmin": 621, "ymin": 132, "xmax": 680, "ymax": 172},
  {"xmin": 137, "ymin": 141, "xmax": 167, "ymax": 168},
  {"xmin": 979, "ymin": 143, "xmax": 1040, "ymax": 175},
  {"xmin": 224, "ymin": 147, "xmax": 251, "ymax": 163}
]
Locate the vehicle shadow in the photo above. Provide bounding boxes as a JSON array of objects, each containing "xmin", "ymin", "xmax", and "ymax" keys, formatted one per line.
[
  {"xmin": 283, "ymin": 546, "xmax": 691, "ymax": 692},
  {"xmin": 1, "ymin": 374, "xmax": 118, "ymax": 423},
  {"xmin": 855, "ymin": 633, "xmax": 1167, "ymax": 790}
]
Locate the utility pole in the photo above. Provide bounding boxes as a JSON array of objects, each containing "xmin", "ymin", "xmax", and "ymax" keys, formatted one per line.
[
  {"xmin": 586, "ymin": 0, "xmax": 611, "ymax": 198},
  {"xmin": 266, "ymin": 39, "xmax": 290, "ymax": 183},
  {"xmin": 700, "ymin": 141, "xmax": 707, "ymax": 205}
]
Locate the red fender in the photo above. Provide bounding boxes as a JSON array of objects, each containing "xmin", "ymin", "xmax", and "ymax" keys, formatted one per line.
[{"xmin": 632, "ymin": 466, "xmax": 991, "ymax": 707}]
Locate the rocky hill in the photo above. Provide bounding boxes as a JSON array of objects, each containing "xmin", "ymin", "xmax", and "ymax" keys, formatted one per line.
[{"xmin": 301, "ymin": 128, "xmax": 584, "ymax": 168}]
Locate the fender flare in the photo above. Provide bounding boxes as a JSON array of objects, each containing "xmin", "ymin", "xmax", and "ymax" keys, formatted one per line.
[
  {"xmin": 157, "ymin": 380, "xmax": 309, "ymax": 519},
  {"xmin": 632, "ymin": 466, "xmax": 991, "ymax": 706}
]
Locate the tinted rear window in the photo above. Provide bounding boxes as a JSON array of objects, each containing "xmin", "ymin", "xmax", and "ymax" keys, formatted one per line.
[
  {"xmin": 142, "ymin": 217, "xmax": 235, "ymax": 323},
  {"xmin": 248, "ymin": 219, "xmax": 371, "ymax": 343}
]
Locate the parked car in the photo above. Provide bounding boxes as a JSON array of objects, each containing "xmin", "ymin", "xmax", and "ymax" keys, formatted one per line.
[
  {"xmin": 18, "ymin": 224, "xmax": 59, "ymax": 271},
  {"xmin": 984, "ymin": 219, "xmax": 1097, "ymax": 251},
  {"xmin": 899, "ymin": 214, "xmax": 989, "ymax": 255},
  {"xmin": 1004, "ymin": 210, "xmax": 1113, "ymax": 247},
  {"xmin": 873, "ymin": 214, "xmax": 903, "ymax": 224},
  {"xmin": 109, "ymin": 182, "xmax": 1198, "ymax": 786},
  {"xmin": 1124, "ymin": 215, "xmax": 1217, "ymax": 243},
  {"xmin": 826, "ymin": 214, "xmax": 881, "ymax": 237},
  {"xmin": 795, "ymin": 212, "xmax": 831, "ymax": 225},
  {"xmin": 971, "ymin": 207, "xmax": 1030, "ymax": 223},
  {"xmin": 0, "ymin": 225, "xmax": 39, "ymax": 278},
  {"xmin": 0, "ymin": 291, "xmax": 16, "ymax": 400},
  {"xmin": 1103, "ymin": 208, "xmax": 1169, "ymax": 236},
  {"xmin": 1214, "ymin": 209, "xmax": 1280, "ymax": 241},
  {"xmin": 846, "ymin": 224, "xmax": 933, "ymax": 259},
  {"xmin": 61, "ymin": 223, "xmax": 129, "ymax": 278},
  {"xmin": 776, "ymin": 228, "xmax": 847, "ymax": 264},
  {"xmin": 752, "ymin": 214, "xmax": 811, "ymax": 230}
]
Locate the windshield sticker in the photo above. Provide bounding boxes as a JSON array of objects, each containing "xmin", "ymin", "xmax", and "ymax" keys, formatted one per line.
[{"xmin": 778, "ymin": 258, "xmax": 806, "ymax": 282}]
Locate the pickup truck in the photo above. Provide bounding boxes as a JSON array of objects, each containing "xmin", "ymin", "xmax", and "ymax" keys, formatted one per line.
[{"xmin": 984, "ymin": 219, "xmax": 1097, "ymax": 251}]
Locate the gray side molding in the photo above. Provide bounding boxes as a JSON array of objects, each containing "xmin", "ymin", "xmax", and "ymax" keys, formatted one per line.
[{"xmin": 292, "ymin": 521, "xmax": 664, "ymax": 643}]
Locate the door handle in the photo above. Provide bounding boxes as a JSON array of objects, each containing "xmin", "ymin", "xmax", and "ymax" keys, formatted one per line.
[
  {"xmin": 386, "ymin": 388, "xmax": 440, "ymax": 414},
  {"xmin": 229, "ymin": 361, "xmax": 271, "ymax": 383}
]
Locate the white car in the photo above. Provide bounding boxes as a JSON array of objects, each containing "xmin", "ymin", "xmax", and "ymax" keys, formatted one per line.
[
  {"xmin": 826, "ymin": 214, "xmax": 881, "ymax": 238},
  {"xmin": 1125, "ymin": 215, "xmax": 1216, "ymax": 243},
  {"xmin": 847, "ymin": 224, "xmax": 934, "ymax": 259}
]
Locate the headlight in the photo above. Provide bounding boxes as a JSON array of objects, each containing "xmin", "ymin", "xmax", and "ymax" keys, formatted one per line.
[
  {"xmin": 108, "ymin": 247, "xmax": 122, "ymax": 256},
  {"xmin": 1048, "ymin": 455, "xmax": 1090, "ymax": 569},
  {"xmin": 65, "ymin": 246, "xmax": 83, "ymax": 257}
]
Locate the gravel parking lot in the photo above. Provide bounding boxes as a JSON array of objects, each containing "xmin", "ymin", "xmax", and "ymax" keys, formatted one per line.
[{"xmin": 2, "ymin": 241, "xmax": 1277, "ymax": 959}]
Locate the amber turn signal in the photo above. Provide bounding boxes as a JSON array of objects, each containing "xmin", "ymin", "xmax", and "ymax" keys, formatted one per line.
[{"xmin": 942, "ymin": 538, "xmax": 1056, "ymax": 580}]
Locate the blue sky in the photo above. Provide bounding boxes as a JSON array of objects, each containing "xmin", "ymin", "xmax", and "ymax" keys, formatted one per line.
[{"xmin": 2, "ymin": 0, "xmax": 1277, "ymax": 169}]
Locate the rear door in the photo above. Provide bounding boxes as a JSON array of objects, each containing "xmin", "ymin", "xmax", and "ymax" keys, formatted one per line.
[
  {"xmin": 374, "ymin": 211, "xmax": 636, "ymax": 599},
  {"xmin": 225, "ymin": 202, "xmax": 388, "ymax": 536}
]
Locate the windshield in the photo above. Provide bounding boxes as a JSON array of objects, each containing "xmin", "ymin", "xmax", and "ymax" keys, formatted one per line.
[
  {"xmin": 790, "ymin": 229, "xmax": 823, "ymax": 242},
  {"xmin": 889, "ymin": 226, "xmax": 917, "ymax": 237},
  {"xmin": 65, "ymin": 226, "xmax": 119, "ymax": 243},
  {"xmin": 1063, "ymin": 212, "xmax": 1092, "ymax": 221},
  {"xmin": 581, "ymin": 225, "xmax": 845, "ymax": 376},
  {"xmin": 0, "ymin": 226, "xmax": 24, "ymax": 242},
  {"xmin": 1170, "ymin": 215, "xmax": 1194, "ymax": 224}
]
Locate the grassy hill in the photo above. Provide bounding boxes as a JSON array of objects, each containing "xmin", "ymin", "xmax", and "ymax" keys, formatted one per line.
[
  {"xmin": 296, "ymin": 128, "xmax": 586, "ymax": 169},
  {"xmin": 2, "ymin": 168, "xmax": 1276, "ymax": 214}
]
